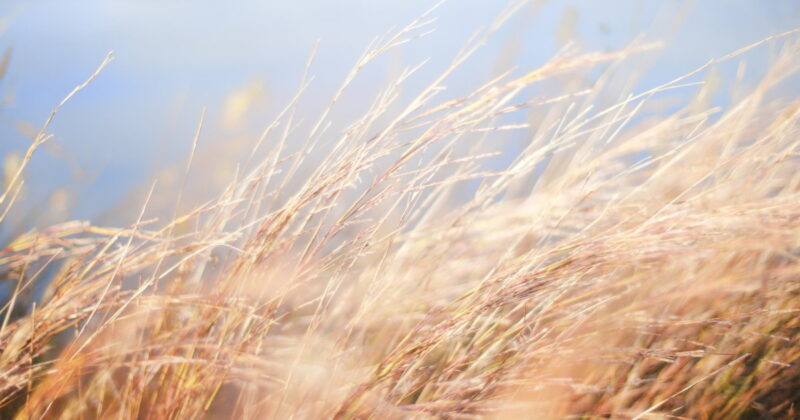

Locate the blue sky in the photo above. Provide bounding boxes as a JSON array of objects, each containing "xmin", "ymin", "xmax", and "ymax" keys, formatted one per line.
[{"xmin": 0, "ymin": 0, "xmax": 797, "ymax": 225}]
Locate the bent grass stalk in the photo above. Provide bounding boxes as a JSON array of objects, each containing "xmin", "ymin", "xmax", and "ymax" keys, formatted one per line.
[{"xmin": 0, "ymin": 6, "xmax": 799, "ymax": 420}]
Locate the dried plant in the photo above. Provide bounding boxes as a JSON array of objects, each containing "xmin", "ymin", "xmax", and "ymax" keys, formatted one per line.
[{"xmin": 1, "ymin": 3, "xmax": 798, "ymax": 419}]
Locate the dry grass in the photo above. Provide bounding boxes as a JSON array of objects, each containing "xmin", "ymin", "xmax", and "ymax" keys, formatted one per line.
[{"xmin": 1, "ymin": 4, "xmax": 799, "ymax": 419}]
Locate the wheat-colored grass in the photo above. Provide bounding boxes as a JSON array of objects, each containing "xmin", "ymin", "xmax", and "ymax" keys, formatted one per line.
[{"xmin": 1, "ymin": 4, "xmax": 799, "ymax": 419}]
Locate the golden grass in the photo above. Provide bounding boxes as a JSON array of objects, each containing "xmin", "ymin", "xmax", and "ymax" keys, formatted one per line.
[{"xmin": 1, "ymin": 4, "xmax": 799, "ymax": 419}]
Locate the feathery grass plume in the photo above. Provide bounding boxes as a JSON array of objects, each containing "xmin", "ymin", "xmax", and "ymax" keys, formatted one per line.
[{"xmin": 0, "ymin": 3, "xmax": 799, "ymax": 419}]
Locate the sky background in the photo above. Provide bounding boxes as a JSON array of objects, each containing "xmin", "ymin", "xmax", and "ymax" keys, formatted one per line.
[{"xmin": 0, "ymin": 0, "xmax": 797, "ymax": 230}]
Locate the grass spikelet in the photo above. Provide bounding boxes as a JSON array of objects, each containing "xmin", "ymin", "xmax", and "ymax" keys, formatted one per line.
[{"xmin": 0, "ymin": 5, "xmax": 799, "ymax": 419}]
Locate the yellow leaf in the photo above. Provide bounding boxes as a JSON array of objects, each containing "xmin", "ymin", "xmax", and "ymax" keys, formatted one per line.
[
  {"xmin": 222, "ymin": 79, "xmax": 266, "ymax": 128},
  {"xmin": 3, "ymin": 151, "xmax": 22, "ymax": 190}
]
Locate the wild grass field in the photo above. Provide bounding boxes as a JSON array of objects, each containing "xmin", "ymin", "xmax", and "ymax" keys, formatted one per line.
[{"xmin": 0, "ymin": 2, "xmax": 799, "ymax": 419}]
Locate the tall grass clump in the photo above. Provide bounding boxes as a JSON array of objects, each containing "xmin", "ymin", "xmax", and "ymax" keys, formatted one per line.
[{"xmin": 1, "ymin": 3, "xmax": 799, "ymax": 419}]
